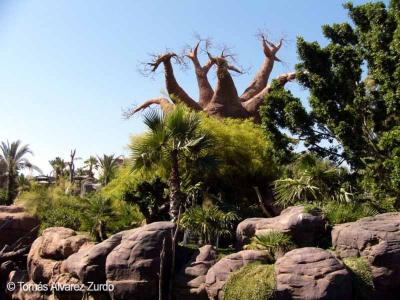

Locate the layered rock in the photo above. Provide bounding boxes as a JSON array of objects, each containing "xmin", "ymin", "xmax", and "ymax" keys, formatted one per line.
[
  {"xmin": 105, "ymin": 221, "xmax": 175, "ymax": 300},
  {"xmin": 275, "ymin": 247, "xmax": 352, "ymax": 300},
  {"xmin": 0, "ymin": 205, "xmax": 39, "ymax": 248},
  {"xmin": 205, "ymin": 250, "xmax": 270, "ymax": 300},
  {"xmin": 174, "ymin": 245, "xmax": 217, "ymax": 300},
  {"xmin": 28, "ymin": 227, "xmax": 91, "ymax": 283},
  {"xmin": 332, "ymin": 212, "xmax": 400, "ymax": 296},
  {"xmin": 236, "ymin": 205, "xmax": 326, "ymax": 248},
  {"xmin": 62, "ymin": 232, "xmax": 123, "ymax": 284}
]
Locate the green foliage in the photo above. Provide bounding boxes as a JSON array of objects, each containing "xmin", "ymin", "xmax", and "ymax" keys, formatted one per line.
[
  {"xmin": 244, "ymin": 231, "xmax": 293, "ymax": 260},
  {"xmin": 304, "ymin": 199, "xmax": 395, "ymax": 226},
  {"xmin": 98, "ymin": 154, "xmax": 119, "ymax": 186},
  {"xmin": 273, "ymin": 154, "xmax": 352, "ymax": 207},
  {"xmin": 122, "ymin": 177, "xmax": 169, "ymax": 223},
  {"xmin": 80, "ymin": 195, "xmax": 115, "ymax": 241},
  {"xmin": 0, "ymin": 140, "xmax": 40, "ymax": 204},
  {"xmin": 180, "ymin": 205, "xmax": 238, "ymax": 246},
  {"xmin": 223, "ymin": 263, "xmax": 276, "ymax": 300},
  {"xmin": 108, "ymin": 109, "xmax": 278, "ymax": 217},
  {"xmin": 261, "ymin": 1, "xmax": 400, "ymax": 204},
  {"xmin": 16, "ymin": 180, "xmax": 142, "ymax": 234},
  {"xmin": 343, "ymin": 257, "xmax": 374, "ymax": 300}
]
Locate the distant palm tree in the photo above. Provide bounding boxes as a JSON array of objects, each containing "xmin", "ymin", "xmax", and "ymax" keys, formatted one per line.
[
  {"xmin": 131, "ymin": 105, "xmax": 212, "ymax": 221},
  {"xmin": 97, "ymin": 154, "xmax": 119, "ymax": 186},
  {"xmin": 0, "ymin": 140, "xmax": 40, "ymax": 205},
  {"xmin": 84, "ymin": 156, "xmax": 98, "ymax": 178},
  {"xmin": 49, "ymin": 157, "xmax": 66, "ymax": 180}
]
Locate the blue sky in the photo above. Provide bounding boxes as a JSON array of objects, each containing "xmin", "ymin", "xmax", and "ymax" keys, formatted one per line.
[{"xmin": 0, "ymin": 0, "xmax": 383, "ymax": 174}]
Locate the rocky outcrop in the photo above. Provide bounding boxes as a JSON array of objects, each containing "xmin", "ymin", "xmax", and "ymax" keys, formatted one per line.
[
  {"xmin": 27, "ymin": 227, "xmax": 91, "ymax": 283},
  {"xmin": 105, "ymin": 221, "xmax": 175, "ymax": 300},
  {"xmin": 205, "ymin": 250, "xmax": 270, "ymax": 300},
  {"xmin": 275, "ymin": 247, "xmax": 352, "ymax": 300},
  {"xmin": 174, "ymin": 245, "xmax": 217, "ymax": 300},
  {"xmin": 236, "ymin": 205, "xmax": 326, "ymax": 248},
  {"xmin": 332, "ymin": 213, "xmax": 400, "ymax": 296},
  {"xmin": 62, "ymin": 232, "xmax": 123, "ymax": 284},
  {"xmin": 0, "ymin": 205, "xmax": 39, "ymax": 248}
]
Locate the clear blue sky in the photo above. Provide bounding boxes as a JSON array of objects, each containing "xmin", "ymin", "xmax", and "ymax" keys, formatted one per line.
[{"xmin": 0, "ymin": 0, "xmax": 383, "ymax": 174}]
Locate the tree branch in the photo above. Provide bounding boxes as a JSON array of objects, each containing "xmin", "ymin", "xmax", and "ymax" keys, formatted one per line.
[
  {"xmin": 243, "ymin": 72, "xmax": 296, "ymax": 117},
  {"xmin": 240, "ymin": 35, "xmax": 284, "ymax": 102},
  {"xmin": 123, "ymin": 98, "xmax": 173, "ymax": 118},
  {"xmin": 185, "ymin": 41, "xmax": 215, "ymax": 107}
]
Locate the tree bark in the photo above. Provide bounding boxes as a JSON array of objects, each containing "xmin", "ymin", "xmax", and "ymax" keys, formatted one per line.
[{"xmin": 168, "ymin": 149, "xmax": 181, "ymax": 222}]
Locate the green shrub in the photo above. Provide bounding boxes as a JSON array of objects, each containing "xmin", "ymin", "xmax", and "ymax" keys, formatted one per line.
[
  {"xmin": 244, "ymin": 231, "xmax": 293, "ymax": 260},
  {"xmin": 16, "ymin": 181, "xmax": 143, "ymax": 234},
  {"xmin": 304, "ymin": 200, "xmax": 395, "ymax": 226},
  {"xmin": 343, "ymin": 257, "xmax": 374, "ymax": 300},
  {"xmin": 0, "ymin": 188, "xmax": 8, "ymax": 205},
  {"xmin": 223, "ymin": 263, "xmax": 276, "ymax": 300}
]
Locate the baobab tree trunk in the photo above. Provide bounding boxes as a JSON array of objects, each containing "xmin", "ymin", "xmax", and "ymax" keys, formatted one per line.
[{"xmin": 127, "ymin": 34, "xmax": 296, "ymax": 122}]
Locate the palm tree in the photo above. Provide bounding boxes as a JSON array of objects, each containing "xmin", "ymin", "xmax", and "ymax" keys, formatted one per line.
[
  {"xmin": 81, "ymin": 195, "xmax": 114, "ymax": 242},
  {"xmin": 131, "ymin": 105, "xmax": 212, "ymax": 221},
  {"xmin": 97, "ymin": 154, "xmax": 119, "ymax": 186},
  {"xmin": 0, "ymin": 140, "xmax": 40, "ymax": 205},
  {"xmin": 180, "ymin": 205, "xmax": 238, "ymax": 246},
  {"xmin": 49, "ymin": 157, "xmax": 66, "ymax": 180},
  {"xmin": 84, "ymin": 156, "xmax": 98, "ymax": 178}
]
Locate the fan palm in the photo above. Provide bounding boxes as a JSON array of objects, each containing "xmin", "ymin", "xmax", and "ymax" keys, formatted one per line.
[
  {"xmin": 98, "ymin": 154, "xmax": 119, "ymax": 186},
  {"xmin": 0, "ymin": 140, "xmax": 41, "ymax": 204},
  {"xmin": 131, "ymin": 105, "xmax": 212, "ymax": 221}
]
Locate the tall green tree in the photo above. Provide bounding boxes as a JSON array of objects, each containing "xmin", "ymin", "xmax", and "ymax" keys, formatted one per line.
[
  {"xmin": 49, "ymin": 157, "xmax": 66, "ymax": 180},
  {"xmin": 98, "ymin": 154, "xmax": 119, "ymax": 186},
  {"xmin": 0, "ymin": 140, "xmax": 40, "ymax": 204},
  {"xmin": 130, "ymin": 105, "xmax": 211, "ymax": 221},
  {"xmin": 261, "ymin": 1, "xmax": 400, "ymax": 203},
  {"xmin": 84, "ymin": 156, "xmax": 98, "ymax": 178}
]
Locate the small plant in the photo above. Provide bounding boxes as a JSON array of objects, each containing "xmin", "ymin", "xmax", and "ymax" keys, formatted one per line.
[
  {"xmin": 223, "ymin": 262, "xmax": 276, "ymax": 300},
  {"xmin": 244, "ymin": 231, "xmax": 293, "ymax": 259},
  {"xmin": 180, "ymin": 205, "xmax": 238, "ymax": 246},
  {"xmin": 343, "ymin": 257, "xmax": 374, "ymax": 300}
]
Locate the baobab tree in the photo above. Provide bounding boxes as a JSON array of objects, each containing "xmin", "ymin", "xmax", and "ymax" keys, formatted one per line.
[{"xmin": 125, "ymin": 34, "xmax": 295, "ymax": 122}]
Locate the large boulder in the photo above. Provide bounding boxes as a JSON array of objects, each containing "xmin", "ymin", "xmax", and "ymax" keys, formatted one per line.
[
  {"xmin": 0, "ymin": 205, "xmax": 39, "ymax": 249},
  {"xmin": 332, "ymin": 213, "xmax": 400, "ymax": 296},
  {"xmin": 62, "ymin": 231, "xmax": 123, "ymax": 283},
  {"xmin": 174, "ymin": 245, "xmax": 217, "ymax": 300},
  {"xmin": 28, "ymin": 227, "xmax": 91, "ymax": 283},
  {"xmin": 236, "ymin": 205, "xmax": 326, "ymax": 248},
  {"xmin": 105, "ymin": 221, "xmax": 175, "ymax": 300},
  {"xmin": 275, "ymin": 247, "xmax": 352, "ymax": 300},
  {"xmin": 205, "ymin": 250, "xmax": 270, "ymax": 300}
]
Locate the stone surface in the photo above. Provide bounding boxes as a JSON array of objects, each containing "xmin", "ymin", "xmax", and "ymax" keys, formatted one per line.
[
  {"xmin": 332, "ymin": 213, "xmax": 400, "ymax": 295},
  {"xmin": 236, "ymin": 205, "xmax": 326, "ymax": 248},
  {"xmin": 105, "ymin": 221, "xmax": 175, "ymax": 300},
  {"xmin": 174, "ymin": 245, "xmax": 217, "ymax": 300},
  {"xmin": 205, "ymin": 250, "xmax": 270, "ymax": 300},
  {"xmin": 7, "ymin": 270, "xmax": 47, "ymax": 300},
  {"xmin": 275, "ymin": 247, "xmax": 352, "ymax": 300},
  {"xmin": 62, "ymin": 232, "xmax": 123, "ymax": 283},
  {"xmin": 28, "ymin": 227, "xmax": 91, "ymax": 283},
  {"xmin": 0, "ymin": 205, "xmax": 39, "ymax": 249}
]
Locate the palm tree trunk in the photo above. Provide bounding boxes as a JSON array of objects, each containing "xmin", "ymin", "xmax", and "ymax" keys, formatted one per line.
[
  {"xmin": 6, "ymin": 172, "xmax": 16, "ymax": 205},
  {"xmin": 168, "ymin": 149, "xmax": 181, "ymax": 222}
]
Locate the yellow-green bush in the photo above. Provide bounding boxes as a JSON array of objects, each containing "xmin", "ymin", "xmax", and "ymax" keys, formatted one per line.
[
  {"xmin": 223, "ymin": 262, "xmax": 276, "ymax": 300},
  {"xmin": 343, "ymin": 257, "xmax": 374, "ymax": 300},
  {"xmin": 105, "ymin": 113, "xmax": 278, "ymax": 214}
]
